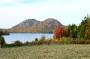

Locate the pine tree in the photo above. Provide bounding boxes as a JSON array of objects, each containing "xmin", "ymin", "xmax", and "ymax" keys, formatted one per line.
[
  {"xmin": 78, "ymin": 15, "xmax": 90, "ymax": 39},
  {"xmin": 68, "ymin": 24, "xmax": 77, "ymax": 38}
]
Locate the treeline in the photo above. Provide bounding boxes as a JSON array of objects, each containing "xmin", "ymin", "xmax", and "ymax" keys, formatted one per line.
[
  {"xmin": 53, "ymin": 15, "xmax": 90, "ymax": 44},
  {"xmin": 65, "ymin": 15, "xmax": 90, "ymax": 39}
]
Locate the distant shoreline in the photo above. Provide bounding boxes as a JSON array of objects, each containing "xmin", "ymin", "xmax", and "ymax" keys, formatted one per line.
[{"xmin": 9, "ymin": 32, "xmax": 53, "ymax": 34}]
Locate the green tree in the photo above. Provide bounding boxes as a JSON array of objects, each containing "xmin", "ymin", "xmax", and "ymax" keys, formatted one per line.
[
  {"xmin": 68, "ymin": 24, "xmax": 78, "ymax": 38},
  {"xmin": 0, "ymin": 36, "xmax": 6, "ymax": 48},
  {"xmin": 78, "ymin": 15, "xmax": 90, "ymax": 39},
  {"xmin": 0, "ymin": 29, "xmax": 9, "ymax": 48},
  {"xmin": 78, "ymin": 18, "xmax": 87, "ymax": 38}
]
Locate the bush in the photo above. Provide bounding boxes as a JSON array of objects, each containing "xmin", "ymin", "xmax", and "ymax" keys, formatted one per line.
[
  {"xmin": 71, "ymin": 39, "xmax": 90, "ymax": 44},
  {"xmin": 24, "ymin": 41, "xmax": 30, "ymax": 45},
  {"xmin": 35, "ymin": 38, "xmax": 38, "ymax": 42},
  {"xmin": 12, "ymin": 40, "xmax": 23, "ymax": 46},
  {"xmin": 60, "ymin": 37, "xmax": 72, "ymax": 44}
]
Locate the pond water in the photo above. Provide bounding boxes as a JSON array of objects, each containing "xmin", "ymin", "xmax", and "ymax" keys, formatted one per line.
[{"xmin": 3, "ymin": 33, "xmax": 53, "ymax": 44}]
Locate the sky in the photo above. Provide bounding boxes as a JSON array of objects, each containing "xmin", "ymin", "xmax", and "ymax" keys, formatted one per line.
[{"xmin": 0, "ymin": 0, "xmax": 90, "ymax": 28}]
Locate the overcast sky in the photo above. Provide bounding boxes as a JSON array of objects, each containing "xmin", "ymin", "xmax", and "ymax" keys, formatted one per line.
[{"xmin": 0, "ymin": 0, "xmax": 90, "ymax": 28}]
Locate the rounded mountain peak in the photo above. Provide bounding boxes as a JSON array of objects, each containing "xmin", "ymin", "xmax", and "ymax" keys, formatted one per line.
[
  {"xmin": 23, "ymin": 19, "xmax": 39, "ymax": 23},
  {"xmin": 44, "ymin": 18, "xmax": 58, "ymax": 21},
  {"xmin": 43, "ymin": 18, "xmax": 62, "ymax": 26}
]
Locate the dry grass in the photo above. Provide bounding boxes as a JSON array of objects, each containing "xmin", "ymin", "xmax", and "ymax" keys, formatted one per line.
[{"xmin": 0, "ymin": 44, "xmax": 90, "ymax": 59}]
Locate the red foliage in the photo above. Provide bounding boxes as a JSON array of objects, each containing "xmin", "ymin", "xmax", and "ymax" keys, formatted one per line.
[{"xmin": 53, "ymin": 26, "xmax": 65, "ymax": 39}]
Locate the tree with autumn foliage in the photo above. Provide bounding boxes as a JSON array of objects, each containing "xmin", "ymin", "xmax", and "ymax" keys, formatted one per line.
[{"xmin": 53, "ymin": 26, "xmax": 65, "ymax": 39}]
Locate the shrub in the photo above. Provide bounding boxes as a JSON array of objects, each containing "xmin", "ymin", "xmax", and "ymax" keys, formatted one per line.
[
  {"xmin": 60, "ymin": 37, "xmax": 72, "ymax": 44},
  {"xmin": 13, "ymin": 40, "xmax": 23, "ymax": 46},
  {"xmin": 71, "ymin": 39, "xmax": 90, "ymax": 44},
  {"xmin": 24, "ymin": 41, "xmax": 30, "ymax": 45},
  {"xmin": 35, "ymin": 38, "xmax": 38, "ymax": 42}
]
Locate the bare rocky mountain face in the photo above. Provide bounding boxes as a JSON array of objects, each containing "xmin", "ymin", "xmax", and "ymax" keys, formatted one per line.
[{"xmin": 8, "ymin": 18, "xmax": 63, "ymax": 33}]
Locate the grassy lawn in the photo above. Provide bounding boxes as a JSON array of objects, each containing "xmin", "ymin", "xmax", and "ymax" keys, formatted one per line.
[{"xmin": 0, "ymin": 44, "xmax": 90, "ymax": 59}]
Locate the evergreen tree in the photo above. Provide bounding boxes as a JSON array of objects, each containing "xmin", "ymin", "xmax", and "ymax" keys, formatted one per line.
[
  {"xmin": 0, "ymin": 29, "xmax": 9, "ymax": 48},
  {"xmin": 0, "ymin": 36, "xmax": 5, "ymax": 48},
  {"xmin": 78, "ymin": 15, "xmax": 90, "ymax": 39},
  {"xmin": 68, "ymin": 24, "xmax": 77, "ymax": 38}
]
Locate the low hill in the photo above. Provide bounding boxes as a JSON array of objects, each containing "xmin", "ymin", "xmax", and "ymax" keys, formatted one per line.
[{"xmin": 8, "ymin": 18, "xmax": 63, "ymax": 33}]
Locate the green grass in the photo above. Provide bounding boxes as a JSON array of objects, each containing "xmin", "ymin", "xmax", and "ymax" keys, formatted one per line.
[{"xmin": 0, "ymin": 44, "xmax": 90, "ymax": 59}]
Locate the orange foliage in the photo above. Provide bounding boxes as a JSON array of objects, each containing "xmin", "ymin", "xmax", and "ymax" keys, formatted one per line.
[{"xmin": 53, "ymin": 26, "xmax": 65, "ymax": 39}]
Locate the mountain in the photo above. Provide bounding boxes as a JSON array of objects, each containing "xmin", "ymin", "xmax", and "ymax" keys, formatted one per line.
[{"xmin": 8, "ymin": 18, "xmax": 63, "ymax": 33}]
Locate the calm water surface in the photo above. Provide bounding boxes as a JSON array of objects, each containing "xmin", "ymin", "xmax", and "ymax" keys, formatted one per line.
[{"xmin": 3, "ymin": 33, "xmax": 53, "ymax": 44}]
